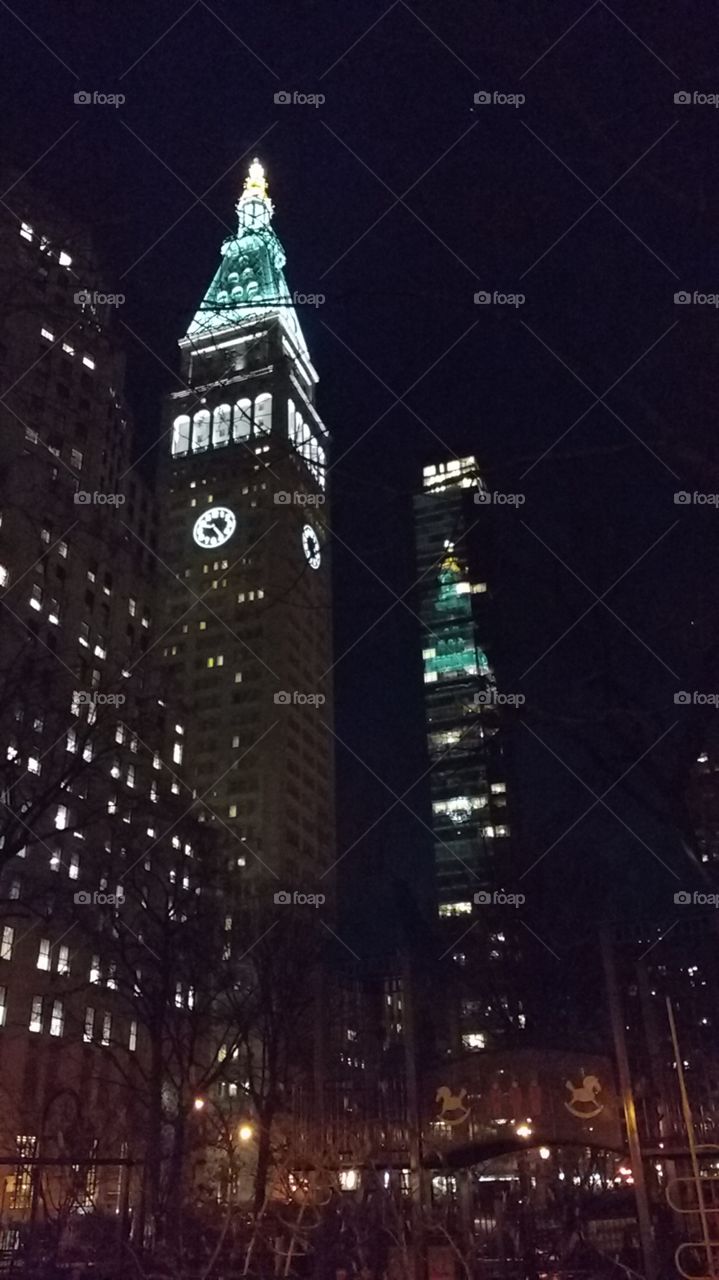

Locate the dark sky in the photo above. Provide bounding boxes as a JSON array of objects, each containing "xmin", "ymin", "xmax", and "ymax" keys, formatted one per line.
[{"xmin": 4, "ymin": 1, "xmax": 719, "ymax": 1003}]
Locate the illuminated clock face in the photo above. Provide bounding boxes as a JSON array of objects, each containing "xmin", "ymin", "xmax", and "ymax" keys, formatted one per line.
[
  {"xmin": 193, "ymin": 506, "xmax": 236, "ymax": 549},
  {"xmin": 302, "ymin": 524, "xmax": 321, "ymax": 570}
]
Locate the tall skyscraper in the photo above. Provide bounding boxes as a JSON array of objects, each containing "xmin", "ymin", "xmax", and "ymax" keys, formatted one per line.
[
  {"xmin": 415, "ymin": 457, "xmax": 522, "ymax": 1049},
  {"xmin": 158, "ymin": 160, "xmax": 334, "ymax": 890}
]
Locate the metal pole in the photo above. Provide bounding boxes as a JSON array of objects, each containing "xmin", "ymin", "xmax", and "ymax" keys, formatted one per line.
[
  {"xmin": 402, "ymin": 952, "xmax": 425, "ymax": 1280},
  {"xmin": 600, "ymin": 928, "xmax": 657, "ymax": 1280},
  {"xmin": 666, "ymin": 997, "xmax": 717, "ymax": 1278}
]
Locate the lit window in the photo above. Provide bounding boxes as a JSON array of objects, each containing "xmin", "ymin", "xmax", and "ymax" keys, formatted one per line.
[
  {"xmin": 62, "ymin": 342, "xmax": 74, "ymax": 356},
  {"xmin": 229, "ymin": 804, "xmax": 237, "ymax": 818},
  {"xmin": 126, "ymin": 765, "xmax": 135, "ymax": 789},
  {"xmin": 82, "ymin": 355, "xmax": 95, "ymax": 370},
  {"xmin": 129, "ymin": 1019, "xmax": 137, "ymax": 1052},
  {"xmin": 8, "ymin": 880, "xmax": 20, "ymax": 900},
  {"xmin": 55, "ymin": 805, "xmax": 69, "ymax": 830},
  {"xmin": 29, "ymin": 585, "xmax": 42, "ymax": 611},
  {"xmin": 232, "ymin": 735, "xmax": 239, "ymax": 748},
  {"xmin": 175, "ymin": 983, "xmax": 183, "ymax": 1009},
  {"xmin": 173, "ymin": 742, "xmax": 183, "ymax": 765},
  {"xmin": 29, "ymin": 997, "xmax": 43, "ymax": 1033},
  {"xmin": 438, "ymin": 902, "xmax": 472, "ymax": 918},
  {"xmin": 213, "ymin": 403, "xmax": 232, "ymax": 447},
  {"xmin": 462, "ymin": 1032, "xmax": 486, "ymax": 1051},
  {"xmin": 89, "ymin": 956, "xmax": 100, "ymax": 984},
  {"xmin": 27, "ymin": 756, "xmax": 40, "ymax": 775},
  {"xmin": 37, "ymin": 939, "xmax": 51, "ymax": 971},
  {"xmin": 1, "ymin": 927, "xmax": 14, "ymax": 960},
  {"xmin": 41, "ymin": 328, "xmax": 53, "ymax": 341},
  {"xmin": 255, "ymin": 392, "xmax": 272, "ymax": 434},
  {"xmin": 57, "ymin": 945, "xmax": 70, "ymax": 975},
  {"xmin": 101, "ymin": 1013, "xmax": 111, "ymax": 1045},
  {"xmin": 199, "ymin": 620, "xmax": 207, "ymax": 630},
  {"xmin": 50, "ymin": 1000, "xmax": 64, "ymax": 1037},
  {"xmin": 70, "ymin": 448, "xmax": 83, "ymax": 470},
  {"xmin": 0, "ymin": 565, "xmax": 9, "ymax": 588},
  {"xmin": 491, "ymin": 782, "xmax": 506, "ymax": 794},
  {"xmin": 69, "ymin": 853, "xmax": 79, "ymax": 880},
  {"xmin": 0, "ymin": 987, "xmax": 6, "ymax": 1026},
  {"xmin": 192, "ymin": 409, "xmax": 211, "ymax": 453},
  {"xmin": 128, "ymin": 598, "xmax": 136, "ymax": 617},
  {"xmin": 172, "ymin": 415, "xmax": 191, "ymax": 456},
  {"xmin": 234, "ymin": 672, "xmax": 242, "ymax": 684},
  {"xmin": 59, "ymin": 250, "xmax": 72, "ymax": 267},
  {"xmin": 20, "ymin": 222, "xmax": 33, "ymax": 241},
  {"xmin": 83, "ymin": 1008, "xmax": 94, "ymax": 1042}
]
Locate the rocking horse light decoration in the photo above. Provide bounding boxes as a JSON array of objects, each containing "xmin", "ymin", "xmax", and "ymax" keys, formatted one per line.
[
  {"xmin": 564, "ymin": 1072, "xmax": 604, "ymax": 1119},
  {"xmin": 436, "ymin": 1085, "xmax": 472, "ymax": 1126}
]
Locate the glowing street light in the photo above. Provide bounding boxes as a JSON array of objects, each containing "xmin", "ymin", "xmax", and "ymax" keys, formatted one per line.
[
  {"xmin": 193, "ymin": 1097, "xmax": 205, "ymax": 1111},
  {"xmin": 238, "ymin": 1123, "xmax": 253, "ymax": 1143},
  {"xmin": 539, "ymin": 1146, "xmax": 551, "ymax": 1160},
  {"xmin": 515, "ymin": 1123, "xmax": 533, "ymax": 1140}
]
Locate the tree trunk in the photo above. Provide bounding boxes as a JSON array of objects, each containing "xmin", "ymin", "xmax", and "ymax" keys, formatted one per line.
[{"xmin": 253, "ymin": 1111, "xmax": 273, "ymax": 1218}]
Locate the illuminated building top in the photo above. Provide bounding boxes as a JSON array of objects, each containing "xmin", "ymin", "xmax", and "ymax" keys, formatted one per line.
[{"xmin": 185, "ymin": 158, "xmax": 309, "ymax": 360}]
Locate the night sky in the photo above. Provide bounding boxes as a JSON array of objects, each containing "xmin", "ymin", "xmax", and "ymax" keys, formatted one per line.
[{"xmin": 4, "ymin": 1, "xmax": 719, "ymax": 1022}]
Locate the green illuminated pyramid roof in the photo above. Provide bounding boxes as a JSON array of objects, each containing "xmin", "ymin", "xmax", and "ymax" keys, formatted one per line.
[{"xmin": 186, "ymin": 159, "xmax": 309, "ymax": 360}]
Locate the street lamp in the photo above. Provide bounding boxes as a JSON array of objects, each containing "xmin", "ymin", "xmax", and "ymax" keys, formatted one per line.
[
  {"xmin": 193, "ymin": 1097, "xmax": 205, "ymax": 1111},
  {"xmin": 238, "ymin": 1123, "xmax": 253, "ymax": 1143}
]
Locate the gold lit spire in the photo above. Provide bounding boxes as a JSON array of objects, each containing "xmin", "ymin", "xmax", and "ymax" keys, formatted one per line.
[{"xmin": 243, "ymin": 158, "xmax": 268, "ymax": 202}]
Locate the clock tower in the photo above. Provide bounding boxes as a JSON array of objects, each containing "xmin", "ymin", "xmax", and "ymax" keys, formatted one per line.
[{"xmin": 157, "ymin": 160, "xmax": 333, "ymax": 892}]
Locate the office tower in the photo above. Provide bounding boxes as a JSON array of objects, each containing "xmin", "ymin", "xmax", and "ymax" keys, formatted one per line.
[
  {"xmin": 158, "ymin": 160, "xmax": 334, "ymax": 890},
  {"xmin": 415, "ymin": 457, "xmax": 523, "ymax": 1049}
]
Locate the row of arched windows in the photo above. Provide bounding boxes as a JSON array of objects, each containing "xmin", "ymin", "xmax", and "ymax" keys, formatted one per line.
[
  {"xmin": 288, "ymin": 399, "xmax": 326, "ymax": 488},
  {"xmin": 171, "ymin": 393, "xmax": 327, "ymax": 489},
  {"xmin": 171, "ymin": 393, "xmax": 273, "ymax": 456}
]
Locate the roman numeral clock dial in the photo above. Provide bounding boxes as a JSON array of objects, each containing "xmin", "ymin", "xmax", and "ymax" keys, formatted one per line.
[
  {"xmin": 193, "ymin": 506, "xmax": 236, "ymax": 549},
  {"xmin": 302, "ymin": 523, "xmax": 321, "ymax": 570}
]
